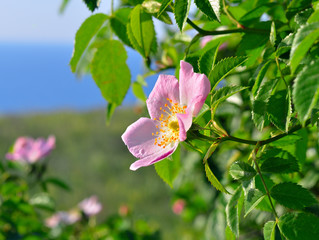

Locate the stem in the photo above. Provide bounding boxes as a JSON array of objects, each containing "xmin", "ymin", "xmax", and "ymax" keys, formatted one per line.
[
  {"xmin": 275, "ymin": 57, "xmax": 288, "ymax": 88},
  {"xmin": 186, "ymin": 18, "xmax": 269, "ymax": 36},
  {"xmin": 222, "ymin": 0, "xmax": 244, "ymax": 28},
  {"xmin": 252, "ymin": 144, "xmax": 279, "ymax": 219},
  {"xmin": 195, "ymin": 119, "xmax": 310, "ymax": 146}
]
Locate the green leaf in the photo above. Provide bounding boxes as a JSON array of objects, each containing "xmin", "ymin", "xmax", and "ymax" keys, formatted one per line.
[
  {"xmin": 308, "ymin": 9, "xmax": 319, "ymax": 23},
  {"xmin": 236, "ymin": 33, "xmax": 269, "ymax": 67},
  {"xmin": 252, "ymin": 60, "xmax": 272, "ymax": 97},
  {"xmin": 293, "ymin": 58, "xmax": 319, "ymax": 124},
  {"xmin": 269, "ymin": 134, "xmax": 301, "ymax": 147},
  {"xmin": 212, "ymin": 86, "xmax": 248, "ymax": 107},
  {"xmin": 276, "ymin": 33, "xmax": 294, "ymax": 57},
  {"xmin": 83, "ymin": 0, "xmax": 101, "ymax": 12},
  {"xmin": 129, "ymin": 5, "xmax": 156, "ymax": 57},
  {"xmin": 205, "ymin": 162, "xmax": 229, "ymax": 193},
  {"xmin": 229, "ymin": 161, "xmax": 256, "ymax": 182},
  {"xmin": 244, "ymin": 189, "xmax": 265, "ymax": 217},
  {"xmin": 286, "ymin": 0, "xmax": 312, "ymax": 20},
  {"xmin": 225, "ymin": 225, "xmax": 236, "ymax": 240},
  {"xmin": 226, "ymin": 186, "xmax": 244, "ymax": 236},
  {"xmin": 142, "ymin": 0, "xmax": 172, "ymax": 24},
  {"xmin": 106, "ymin": 102, "xmax": 118, "ymax": 124},
  {"xmin": 132, "ymin": 81, "xmax": 147, "ymax": 102},
  {"xmin": 158, "ymin": 0, "xmax": 172, "ymax": 17},
  {"xmin": 267, "ymin": 89, "xmax": 290, "ymax": 132},
  {"xmin": 90, "ymin": 39, "xmax": 131, "ymax": 105},
  {"xmin": 278, "ymin": 213, "xmax": 319, "ymax": 240},
  {"xmin": 29, "ymin": 193, "xmax": 55, "ymax": 212},
  {"xmin": 203, "ymin": 142, "xmax": 219, "ymax": 164},
  {"xmin": 154, "ymin": 147, "xmax": 180, "ymax": 188},
  {"xmin": 70, "ymin": 13, "xmax": 108, "ymax": 73},
  {"xmin": 174, "ymin": 0, "xmax": 191, "ymax": 31},
  {"xmin": 264, "ymin": 221, "xmax": 281, "ymax": 240},
  {"xmin": 42, "ymin": 177, "xmax": 71, "ymax": 191},
  {"xmin": 252, "ymin": 78, "xmax": 279, "ymax": 131},
  {"xmin": 110, "ymin": 8, "xmax": 133, "ymax": 47},
  {"xmin": 260, "ymin": 156, "xmax": 299, "ymax": 174},
  {"xmin": 194, "ymin": 0, "xmax": 220, "ymax": 22},
  {"xmin": 59, "ymin": 0, "xmax": 70, "ymax": 14},
  {"xmin": 290, "ymin": 22, "xmax": 319, "ymax": 74},
  {"xmin": 209, "ymin": 57, "xmax": 247, "ymax": 90},
  {"xmin": 194, "ymin": 103, "xmax": 209, "ymax": 123},
  {"xmin": 240, "ymin": 3, "xmax": 274, "ymax": 25},
  {"xmin": 198, "ymin": 43, "xmax": 220, "ymax": 77},
  {"xmin": 270, "ymin": 182, "xmax": 317, "ymax": 210}
]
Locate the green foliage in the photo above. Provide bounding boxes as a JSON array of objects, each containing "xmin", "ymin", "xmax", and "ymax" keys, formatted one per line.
[
  {"xmin": 263, "ymin": 221, "xmax": 281, "ymax": 240},
  {"xmin": 270, "ymin": 182, "xmax": 318, "ymax": 210},
  {"xmin": 290, "ymin": 22, "xmax": 319, "ymax": 74},
  {"xmin": 194, "ymin": 0, "xmax": 220, "ymax": 22},
  {"xmin": 244, "ymin": 188, "xmax": 265, "ymax": 217},
  {"xmin": 293, "ymin": 58, "xmax": 319, "ymax": 124},
  {"xmin": 198, "ymin": 43, "xmax": 220, "ymax": 77},
  {"xmin": 229, "ymin": 161, "xmax": 256, "ymax": 182},
  {"xmin": 226, "ymin": 186, "xmax": 244, "ymax": 236},
  {"xmin": 278, "ymin": 212, "xmax": 319, "ymax": 240},
  {"xmin": 69, "ymin": 13, "xmax": 108, "ymax": 74},
  {"xmin": 174, "ymin": 0, "xmax": 191, "ymax": 31},
  {"xmin": 91, "ymin": 39, "xmax": 131, "ymax": 105},
  {"xmin": 209, "ymin": 57, "xmax": 247, "ymax": 90},
  {"xmin": 154, "ymin": 147, "xmax": 181, "ymax": 188},
  {"xmin": 83, "ymin": 0, "xmax": 101, "ymax": 12}
]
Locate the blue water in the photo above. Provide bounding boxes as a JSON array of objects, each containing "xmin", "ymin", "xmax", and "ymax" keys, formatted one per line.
[{"xmin": 0, "ymin": 43, "xmax": 166, "ymax": 114}]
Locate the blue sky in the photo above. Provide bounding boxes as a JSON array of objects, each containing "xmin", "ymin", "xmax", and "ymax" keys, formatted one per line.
[{"xmin": 0, "ymin": 1, "xmax": 111, "ymax": 43}]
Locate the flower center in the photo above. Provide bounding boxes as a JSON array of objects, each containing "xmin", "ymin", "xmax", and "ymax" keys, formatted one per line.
[{"xmin": 152, "ymin": 98, "xmax": 186, "ymax": 148}]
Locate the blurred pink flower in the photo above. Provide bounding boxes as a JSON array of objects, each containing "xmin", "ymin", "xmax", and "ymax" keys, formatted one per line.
[
  {"xmin": 122, "ymin": 61, "xmax": 211, "ymax": 170},
  {"xmin": 79, "ymin": 196, "xmax": 102, "ymax": 216},
  {"xmin": 6, "ymin": 135, "xmax": 55, "ymax": 163},
  {"xmin": 200, "ymin": 36, "xmax": 213, "ymax": 48},
  {"xmin": 118, "ymin": 204, "xmax": 130, "ymax": 217},
  {"xmin": 45, "ymin": 210, "xmax": 80, "ymax": 228},
  {"xmin": 172, "ymin": 199, "xmax": 186, "ymax": 215}
]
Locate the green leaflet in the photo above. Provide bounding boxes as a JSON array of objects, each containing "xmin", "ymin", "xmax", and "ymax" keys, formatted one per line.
[
  {"xmin": 110, "ymin": 8, "xmax": 133, "ymax": 48},
  {"xmin": 194, "ymin": 0, "xmax": 220, "ymax": 22},
  {"xmin": 128, "ymin": 5, "xmax": 156, "ymax": 57},
  {"xmin": 209, "ymin": 57, "xmax": 247, "ymax": 90},
  {"xmin": 260, "ymin": 156, "xmax": 299, "ymax": 174},
  {"xmin": 198, "ymin": 43, "xmax": 220, "ymax": 77},
  {"xmin": 278, "ymin": 213, "xmax": 319, "ymax": 240},
  {"xmin": 83, "ymin": 0, "xmax": 101, "ymax": 12},
  {"xmin": 240, "ymin": 3, "xmax": 275, "ymax": 25},
  {"xmin": 154, "ymin": 147, "xmax": 180, "ymax": 188},
  {"xmin": 270, "ymin": 182, "xmax": 317, "ymax": 210},
  {"xmin": 267, "ymin": 89, "xmax": 291, "ymax": 132},
  {"xmin": 174, "ymin": 0, "xmax": 191, "ymax": 31},
  {"xmin": 293, "ymin": 58, "xmax": 319, "ymax": 124},
  {"xmin": 90, "ymin": 39, "xmax": 131, "ymax": 105},
  {"xmin": 226, "ymin": 186, "xmax": 244, "ymax": 236},
  {"xmin": 229, "ymin": 161, "xmax": 256, "ymax": 182},
  {"xmin": 251, "ymin": 60, "xmax": 272, "ymax": 97},
  {"xmin": 106, "ymin": 102, "xmax": 118, "ymax": 124},
  {"xmin": 263, "ymin": 221, "xmax": 281, "ymax": 240},
  {"xmin": 29, "ymin": 192, "xmax": 55, "ymax": 212},
  {"xmin": 158, "ymin": 0, "xmax": 172, "ymax": 17},
  {"xmin": 286, "ymin": 0, "xmax": 312, "ymax": 20},
  {"xmin": 244, "ymin": 189, "xmax": 265, "ymax": 217},
  {"xmin": 70, "ymin": 13, "xmax": 109, "ymax": 74},
  {"xmin": 204, "ymin": 162, "xmax": 229, "ymax": 193},
  {"xmin": 252, "ymin": 78, "xmax": 279, "ymax": 131},
  {"xmin": 290, "ymin": 22, "xmax": 319, "ymax": 74},
  {"xmin": 132, "ymin": 81, "xmax": 147, "ymax": 102}
]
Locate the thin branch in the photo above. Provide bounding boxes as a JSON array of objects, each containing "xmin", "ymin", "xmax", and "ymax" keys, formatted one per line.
[
  {"xmin": 186, "ymin": 18, "xmax": 269, "ymax": 36},
  {"xmin": 252, "ymin": 144, "xmax": 279, "ymax": 219}
]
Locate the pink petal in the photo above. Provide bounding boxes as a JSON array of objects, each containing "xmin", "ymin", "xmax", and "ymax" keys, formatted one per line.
[
  {"xmin": 146, "ymin": 74, "xmax": 180, "ymax": 120},
  {"xmin": 179, "ymin": 61, "xmax": 211, "ymax": 116},
  {"xmin": 122, "ymin": 117, "xmax": 163, "ymax": 159},
  {"xmin": 130, "ymin": 145, "xmax": 177, "ymax": 171},
  {"xmin": 176, "ymin": 110, "xmax": 193, "ymax": 141}
]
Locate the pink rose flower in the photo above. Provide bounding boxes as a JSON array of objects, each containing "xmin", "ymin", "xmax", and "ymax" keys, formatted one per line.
[
  {"xmin": 45, "ymin": 210, "xmax": 80, "ymax": 228},
  {"xmin": 6, "ymin": 135, "xmax": 55, "ymax": 163},
  {"xmin": 122, "ymin": 61, "xmax": 211, "ymax": 170},
  {"xmin": 79, "ymin": 196, "xmax": 102, "ymax": 216},
  {"xmin": 172, "ymin": 199, "xmax": 186, "ymax": 215}
]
